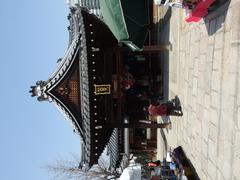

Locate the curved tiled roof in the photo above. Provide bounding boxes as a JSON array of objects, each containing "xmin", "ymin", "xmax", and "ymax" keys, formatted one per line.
[{"xmin": 31, "ymin": 6, "xmax": 120, "ymax": 168}]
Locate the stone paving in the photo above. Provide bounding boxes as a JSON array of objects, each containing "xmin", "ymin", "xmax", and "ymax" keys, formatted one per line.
[{"xmin": 156, "ymin": 0, "xmax": 240, "ymax": 179}]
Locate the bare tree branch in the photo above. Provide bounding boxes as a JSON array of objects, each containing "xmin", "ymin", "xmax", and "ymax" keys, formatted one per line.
[{"xmin": 43, "ymin": 155, "xmax": 115, "ymax": 180}]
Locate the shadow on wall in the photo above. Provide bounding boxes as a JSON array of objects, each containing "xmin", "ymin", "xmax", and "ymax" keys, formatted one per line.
[
  {"xmin": 153, "ymin": 8, "xmax": 172, "ymax": 101},
  {"xmin": 160, "ymin": 129, "xmax": 168, "ymax": 153},
  {"xmin": 151, "ymin": 7, "xmax": 172, "ymax": 156},
  {"xmin": 204, "ymin": 0, "xmax": 231, "ymax": 35},
  {"xmin": 173, "ymin": 146, "xmax": 201, "ymax": 180}
]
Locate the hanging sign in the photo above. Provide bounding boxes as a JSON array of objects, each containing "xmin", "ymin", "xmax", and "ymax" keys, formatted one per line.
[{"xmin": 94, "ymin": 84, "xmax": 111, "ymax": 95}]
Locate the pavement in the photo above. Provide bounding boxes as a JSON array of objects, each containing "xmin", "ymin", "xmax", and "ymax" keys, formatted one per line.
[{"xmin": 155, "ymin": 0, "xmax": 240, "ymax": 179}]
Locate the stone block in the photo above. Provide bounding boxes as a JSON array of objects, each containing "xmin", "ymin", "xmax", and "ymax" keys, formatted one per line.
[
  {"xmin": 214, "ymin": 32, "xmax": 224, "ymax": 49},
  {"xmin": 200, "ymin": 23, "xmax": 208, "ymax": 38},
  {"xmin": 213, "ymin": 49, "xmax": 222, "ymax": 71},
  {"xmin": 238, "ymin": 72, "xmax": 240, "ymax": 106},
  {"xmin": 184, "ymin": 66, "xmax": 189, "ymax": 82},
  {"xmin": 185, "ymin": 53, "xmax": 190, "ymax": 68},
  {"xmin": 221, "ymin": 73, "xmax": 235, "ymax": 107},
  {"xmin": 194, "ymin": 27, "xmax": 200, "ymax": 42},
  {"xmin": 232, "ymin": 0, "xmax": 240, "ymax": 5},
  {"xmin": 190, "ymin": 136, "xmax": 197, "ymax": 155},
  {"xmin": 219, "ymin": 109, "xmax": 234, "ymax": 142},
  {"xmin": 200, "ymin": 37, "xmax": 208, "ymax": 55},
  {"xmin": 197, "ymin": 71, "xmax": 204, "ymax": 90},
  {"xmin": 220, "ymin": 156, "xmax": 232, "ymax": 180},
  {"xmin": 227, "ymin": 73, "xmax": 238, "ymax": 97},
  {"xmin": 216, "ymin": 169, "xmax": 225, "ymax": 180},
  {"xmin": 201, "ymin": 172, "xmax": 208, "ymax": 180},
  {"xmin": 206, "ymin": 45, "xmax": 214, "ymax": 63},
  {"xmin": 188, "ymin": 69, "xmax": 193, "ymax": 88},
  {"xmin": 187, "ymin": 106, "xmax": 192, "ymax": 122},
  {"xmin": 222, "ymin": 92, "xmax": 235, "ymax": 110},
  {"xmin": 190, "ymin": 29, "xmax": 196, "ymax": 45},
  {"xmin": 218, "ymin": 139, "xmax": 232, "ymax": 162},
  {"xmin": 180, "ymin": 74, "xmax": 185, "ymax": 90},
  {"xmin": 195, "ymin": 118, "xmax": 202, "ymax": 137},
  {"xmin": 209, "ymin": 122, "xmax": 218, "ymax": 142},
  {"xmin": 232, "ymin": 131, "xmax": 240, "ymax": 179},
  {"xmin": 202, "ymin": 108, "xmax": 211, "ymax": 141},
  {"xmin": 211, "ymin": 90, "xmax": 220, "ymax": 110},
  {"xmin": 210, "ymin": 108, "xmax": 219, "ymax": 125},
  {"xmin": 205, "ymin": 52, "xmax": 213, "ymax": 93},
  {"xmin": 189, "ymin": 49, "xmax": 194, "ymax": 69},
  {"xmin": 180, "ymin": 38, "xmax": 185, "ymax": 52},
  {"xmin": 182, "ymin": 128, "xmax": 188, "ymax": 144},
  {"xmin": 211, "ymin": 70, "xmax": 221, "ymax": 92},
  {"xmin": 192, "ymin": 96, "xmax": 197, "ymax": 113},
  {"xmin": 227, "ymin": 45, "xmax": 239, "ymax": 73},
  {"xmin": 196, "ymin": 102, "xmax": 204, "ymax": 120},
  {"xmin": 208, "ymin": 33, "xmax": 215, "ymax": 46},
  {"xmin": 207, "ymin": 159, "xmax": 217, "ymax": 180},
  {"xmin": 184, "ymin": 83, "xmax": 188, "ymax": 104},
  {"xmin": 238, "ymin": 107, "xmax": 240, "ymax": 130},
  {"xmin": 180, "ymin": 51, "xmax": 185, "ymax": 66},
  {"xmin": 204, "ymin": 71, "xmax": 212, "ymax": 93},
  {"xmin": 193, "ymin": 58, "xmax": 199, "ymax": 77},
  {"xmin": 193, "ymin": 77, "xmax": 198, "ymax": 97},
  {"xmin": 223, "ymin": 31, "xmax": 231, "ymax": 61},
  {"xmin": 194, "ymin": 42, "xmax": 200, "ymax": 59},
  {"xmin": 198, "ymin": 54, "xmax": 206, "ymax": 72},
  {"xmin": 194, "ymin": 157, "xmax": 202, "ymax": 174},
  {"xmin": 231, "ymin": 5, "xmax": 240, "ymax": 42},
  {"xmin": 208, "ymin": 141, "xmax": 218, "ymax": 165},
  {"xmin": 224, "ymin": 8, "xmax": 232, "ymax": 32},
  {"xmin": 185, "ymin": 32, "xmax": 190, "ymax": 54},
  {"xmin": 202, "ymin": 139, "xmax": 208, "ymax": 158},
  {"xmin": 204, "ymin": 93, "xmax": 211, "ymax": 109}
]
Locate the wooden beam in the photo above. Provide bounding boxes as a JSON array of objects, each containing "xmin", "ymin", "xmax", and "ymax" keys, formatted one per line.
[
  {"xmin": 106, "ymin": 122, "xmax": 171, "ymax": 129},
  {"xmin": 121, "ymin": 44, "xmax": 172, "ymax": 55},
  {"xmin": 142, "ymin": 44, "xmax": 172, "ymax": 52}
]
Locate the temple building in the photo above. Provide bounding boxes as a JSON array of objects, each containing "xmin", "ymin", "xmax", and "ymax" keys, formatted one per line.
[
  {"xmin": 30, "ymin": 3, "xmax": 170, "ymax": 172},
  {"xmin": 30, "ymin": 7, "xmax": 123, "ymax": 168}
]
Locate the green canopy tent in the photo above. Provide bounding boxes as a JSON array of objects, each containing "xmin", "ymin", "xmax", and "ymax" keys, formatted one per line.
[{"xmin": 100, "ymin": 0, "xmax": 150, "ymax": 51}]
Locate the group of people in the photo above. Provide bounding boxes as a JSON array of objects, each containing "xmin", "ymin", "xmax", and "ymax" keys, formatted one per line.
[
  {"xmin": 122, "ymin": 65, "xmax": 183, "ymax": 118},
  {"xmin": 147, "ymin": 148, "xmax": 188, "ymax": 180},
  {"xmin": 147, "ymin": 159, "xmax": 183, "ymax": 179}
]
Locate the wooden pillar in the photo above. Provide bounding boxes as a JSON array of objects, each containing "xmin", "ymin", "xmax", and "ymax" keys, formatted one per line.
[
  {"xmin": 130, "ymin": 149, "xmax": 156, "ymax": 153},
  {"xmin": 130, "ymin": 149, "xmax": 157, "ymax": 157},
  {"xmin": 107, "ymin": 121, "xmax": 171, "ymax": 129},
  {"xmin": 142, "ymin": 44, "xmax": 172, "ymax": 52},
  {"xmin": 121, "ymin": 44, "xmax": 171, "ymax": 55}
]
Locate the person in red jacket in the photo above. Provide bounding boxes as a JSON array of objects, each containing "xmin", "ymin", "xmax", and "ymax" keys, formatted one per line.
[
  {"xmin": 148, "ymin": 103, "xmax": 169, "ymax": 116},
  {"xmin": 147, "ymin": 96, "xmax": 183, "ymax": 116}
]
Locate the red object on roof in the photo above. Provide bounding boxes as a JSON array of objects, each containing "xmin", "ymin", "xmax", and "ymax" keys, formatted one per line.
[{"xmin": 185, "ymin": 0, "xmax": 215, "ymax": 22}]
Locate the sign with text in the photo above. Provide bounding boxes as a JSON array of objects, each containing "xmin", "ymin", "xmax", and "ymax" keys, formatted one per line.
[{"xmin": 94, "ymin": 84, "xmax": 111, "ymax": 95}]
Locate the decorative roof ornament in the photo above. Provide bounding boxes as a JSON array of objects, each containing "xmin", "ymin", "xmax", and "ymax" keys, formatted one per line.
[
  {"xmin": 29, "ymin": 81, "xmax": 48, "ymax": 101},
  {"xmin": 66, "ymin": 0, "xmax": 102, "ymax": 19}
]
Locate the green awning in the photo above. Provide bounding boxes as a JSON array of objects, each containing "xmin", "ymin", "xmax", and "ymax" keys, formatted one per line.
[{"xmin": 100, "ymin": 0, "xmax": 150, "ymax": 51}]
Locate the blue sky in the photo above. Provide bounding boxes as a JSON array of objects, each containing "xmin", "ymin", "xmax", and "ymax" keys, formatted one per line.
[{"xmin": 0, "ymin": 1, "xmax": 81, "ymax": 179}]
